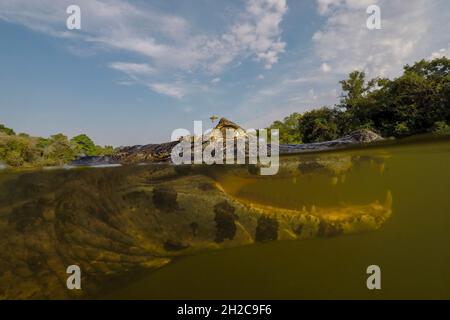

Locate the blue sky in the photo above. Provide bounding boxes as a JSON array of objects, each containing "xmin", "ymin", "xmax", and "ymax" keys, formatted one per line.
[{"xmin": 0, "ymin": 0, "xmax": 449, "ymax": 146}]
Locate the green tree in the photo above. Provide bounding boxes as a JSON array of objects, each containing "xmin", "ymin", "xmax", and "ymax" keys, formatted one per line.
[
  {"xmin": 44, "ymin": 134, "xmax": 76, "ymax": 165},
  {"xmin": 0, "ymin": 134, "xmax": 41, "ymax": 167},
  {"xmin": 339, "ymin": 71, "xmax": 377, "ymax": 110},
  {"xmin": 299, "ymin": 107, "xmax": 339, "ymax": 143},
  {"xmin": 0, "ymin": 123, "xmax": 117, "ymax": 167},
  {"xmin": 394, "ymin": 122, "xmax": 410, "ymax": 136},
  {"xmin": 0, "ymin": 124, "xmax": 15, "ymax": 135},
  {"xmin": 432, "ymin": 121, "xmax": 450, "ymax": 135},
  {"xmin": 71, "ymin": 134, "xmax": 97, "ymax": 156},
  {"xmin": 338, "ymin": 71, "xmax": 381, "ymax": 131},
  {"xmin": 368, "ymin": 58, "xmax": 450, "ymax": 136},
  {"xmin": 97, "ymin": 145, "xmax": 115, "ymax": 156},
  {"xmin": 268, "ymin": 113, "xmax": 302, "ymax": 144},
  {"xmin": 262, "ymin": 57, "xmax": 450, "ymax": 142}
]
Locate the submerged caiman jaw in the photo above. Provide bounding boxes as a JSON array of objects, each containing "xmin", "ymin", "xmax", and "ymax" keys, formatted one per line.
[
  {"xmin": 219, "ymin": 187, "xmax": 393, "ymax": 240},
  {"xmin": 208, "ymin": 152, "xmax": 393, "ymax": 240},
  {"xmin": 0, "ymin": 155, "xmax": 393, "ymax": 299}
]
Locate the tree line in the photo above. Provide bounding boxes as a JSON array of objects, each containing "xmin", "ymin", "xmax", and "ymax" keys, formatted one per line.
[
  {"xmin": 2, "ymin": 57, "xmax": 449, "ymax": 167},
  {"xmin": 269, "ymin": 57, "xmax": 450, "ymax": 144},
  {"xmin": 0, "ymin": 127, "xmax": 114, "ymax": 167}
]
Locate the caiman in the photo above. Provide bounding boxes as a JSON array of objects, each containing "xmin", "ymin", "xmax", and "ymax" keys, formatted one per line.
[
  {"xmin": 0, "ymin": 120, "xmax": 390, "ymax": 299},
  {"xmin": 70, "ymin": 118, "xmax": 384, "ymax": 166}
]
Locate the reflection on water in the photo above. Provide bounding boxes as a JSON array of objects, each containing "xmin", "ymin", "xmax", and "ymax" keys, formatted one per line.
[
  {"xmin": 212, "ymin": 152, "xmax": 391, "ymax": 210},
  {"xmin": 1, "ymin": 138, "xmax": 450, "ymax": 299}
]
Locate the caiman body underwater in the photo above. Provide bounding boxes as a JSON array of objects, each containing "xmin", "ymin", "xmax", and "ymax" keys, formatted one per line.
[{"xmin": 0, "ymin": 120, "xmax": 390, "ymax": 299}]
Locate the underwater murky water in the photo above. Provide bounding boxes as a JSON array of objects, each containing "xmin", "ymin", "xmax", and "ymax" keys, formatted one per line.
[
  {"xmin": 105, "ymin": 138, "xmax": 450, "ymax": 299},
  {"xmin": 1, "ymin": 137, "xmax": 449, "ymax": 299}
]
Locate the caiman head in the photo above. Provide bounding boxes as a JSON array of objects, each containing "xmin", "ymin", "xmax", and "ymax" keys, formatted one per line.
[{"xmin": 0, "ymin": 149, "xmax": 392, "ymax": 299}]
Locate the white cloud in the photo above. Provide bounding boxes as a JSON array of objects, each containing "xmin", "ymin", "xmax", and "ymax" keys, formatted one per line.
[
  {"xmin": 211, "ymin": 77, "xmax": 221, "ymax": 84},
  {"xmin": 240, "ymin": 0, "xmax": 450, "ymax": 130},
  {"xmin": 0, "ymin": 0, "xmax": 289, "ymax": 100},
  {"xmin": 148, "ymin": 83, "xmax": 185, "ymax": 99},
  {"xmin": 228, "ymin": 0, "xmax": 287, "ymax": 69},
  {"xmin": 320, "ymin": 62, "xmax": 331, "ymax": 73},
  {"xmin": 110, "ymin": 62, "xmax": 156, "ymax": 75},
  {"xmin": 0, "ymin": 0, "xmax": 288, "ymax": 83},
  {"xmin": 116, "ymin": 80, "xmax": 133, "ymax": 86},
  {"xmin": 430, "ymin": 46, "xmax": 450, "ymax": 59},
  {"xmin": 316, "ymin": 0, "xmax": 342, "ymax": 15},
  {"xmin": 313, "ymin": 0, "xmax": 450, "ymax": 79},
  {"xmin": 317, "ymin": 0, "xmax": 377, "ymax": 15}
]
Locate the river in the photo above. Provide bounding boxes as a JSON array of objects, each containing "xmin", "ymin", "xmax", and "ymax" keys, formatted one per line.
[{"xmin": 104, "ymin": 137, "xmax": 450, "ymax": 299}]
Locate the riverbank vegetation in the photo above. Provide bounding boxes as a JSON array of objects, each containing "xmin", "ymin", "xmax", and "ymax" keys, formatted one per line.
[
  {"xmin": 269, "ymin": 57, "xmax": 450, "ymax": 143},
  {"xmin": 0, "ymin": 128, "xmax": 114, "ymax": 168}
]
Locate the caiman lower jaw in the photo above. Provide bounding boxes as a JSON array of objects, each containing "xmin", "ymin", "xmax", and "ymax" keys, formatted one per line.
[{"xmin": 217, "ymin": 181, "xmax": 393, "ymax": 239}]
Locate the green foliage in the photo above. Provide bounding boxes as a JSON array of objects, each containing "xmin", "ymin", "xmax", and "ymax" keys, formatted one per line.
[
  {"xmin": 268, "ymin": 113, "xmax": 302, "ymax": 143},
  {"xmin": 43, "ymin": 134, "xmax": 76, "ymax": 166},
  {"xmin": 69, "ymin": 134, "xmax": 116, "ymax": 157},
  {"xmin": 339, "ymin": 71, "xmax": 376, "ymax": 110},
  {"xmin": 71, "ymin": 134, "xmax": 97, "ymax": 156},
  {"xmin": 432, "ymin": 121, "xmax": 450, "ymax": 135},
  {"xmin": 0, "ymin": 124, "xmax": 15, "ymax": 136},
  {"xmin": 0, "ymin": 130, "xmax": 116, "ymax": 168},
  {"xmin": 0, "ymin": 134, "xmax": 39, "ymax": 167},
  {"xmin": 299, "ymin": 108, "xmax": 339, "ymax": 143},
  {"xmin": 394, "ymin": 122, "xmax": 410, "ymax": 136},
  {"xmin": 270, "ymin": 57, "xmax": 450, "ymax": 143},
  {"xmin": 96, "ymin": 145, "xmax": 115, "ymax": 156}
]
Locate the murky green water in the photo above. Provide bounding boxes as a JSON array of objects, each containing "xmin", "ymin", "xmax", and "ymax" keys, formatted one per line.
[
  {"xmin": 1, "ymin": 138, "xmax": 449, "ymax": 299},
  {"xmin": 105, "ymin": 138, "xmax": 450, "ymax": 299}
]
